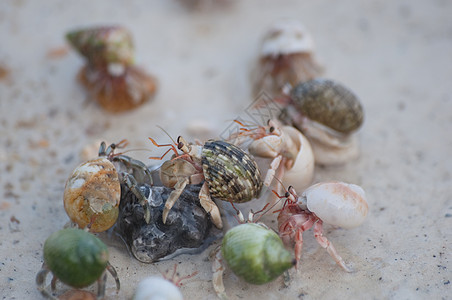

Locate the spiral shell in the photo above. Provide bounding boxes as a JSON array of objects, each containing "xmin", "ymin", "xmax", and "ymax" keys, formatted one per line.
[
  {"xmin": 222, "ymin": 223, "xmax": 294, "ymax": 284},
  {"xmin": 66, "ymin": 26, "xmax": 134, "ymax": 67},
  {"xmin": 289, "ymin": 78, "xmax": 364, "ymax": 134},
  {"xmin": 63, "ymin": 158, "xmax": 120, "ymax": 232},
  {"xmin": 43, "ymin": 228, "xmax": 109, "ymax": 288},
  {"xmin": 201, "ymin": 140, "xmax": 263, "ymax": 203}
]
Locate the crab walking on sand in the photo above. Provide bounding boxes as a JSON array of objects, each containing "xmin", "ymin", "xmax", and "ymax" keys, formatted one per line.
[
  {"xmin": 276, "ymin": 182, "xmax": 368, "ymax": 272},
  {"xmin": 251, "ymin": 19, "xmax": 323, "ymax": 97},
  {"xmin": 63, "ymin": 140, "xmax": 153, "ymax": 232},
  {"xmin": 66, "ymin": 25, "xmax": 157, "ymax": 113},
  {"xmin": 212, "ymin": 205, "xmax": 295, "ymax": 299},
  {"xmin": 36, "ymin": 228, "xmax": 120, "ymax": 300},
  {"xmin": 149, "ymin": 136, "xmax": 263, "ymax": 229},
  {"xmin": 279, "ymin": 78, "xmax": 364, "ymax": 165}
]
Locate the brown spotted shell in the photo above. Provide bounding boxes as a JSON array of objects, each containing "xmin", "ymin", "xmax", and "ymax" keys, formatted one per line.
[
  {"xmin": 289, "ymin": 79, "xmax": 364, "ymax": 134},
  {"xmin": 63, "ymin": 158, "xmax": 120, "ymax": 232},
  {"xmin": 201, "ymin": 140, "xmax": 262, "ymax": 203}
]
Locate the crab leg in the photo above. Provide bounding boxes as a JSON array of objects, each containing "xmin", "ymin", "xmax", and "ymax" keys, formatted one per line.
[
  {"xmin": 162, "ymin": 177, "xmax": 190, "ymax": 224},
  {"xmin": 264, "ymin": 155, "xmax": 283, "ymax": 187},
  {"xmin": 106, "ymin": 261, "xmax": 121, "ymax": 292},
  {"xmin": 36, "ymin": 267, "xmax": 59, "ymax": 300},
  {"xmin": 313, "ymin": 220, "xmax": 353, "ymax": 272},
  {"xmin": 124, "ymin": 174, "xmax": 151, "ymax": 223},
  {"xmin": 96, "ymin": 272, "xmax": 108, "ymax": 300},
  {"xmin": 199, "ymin": 182, "xmax": 223, "ymax": 229},
  {"xmin": 212, "ymin": 247, "xmax": 228, "ymax": 300}
]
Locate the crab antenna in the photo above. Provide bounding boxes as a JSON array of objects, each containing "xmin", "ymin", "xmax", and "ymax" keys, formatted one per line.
[
  {"xmin": 273, "ymin": 176, "xmax": 287, "ymax": 192},
  {"xmin": 251, "ymin": 203, "xmax": 272, "ymax": 223},
  {"xmin": 228, "ymin": 200, "xmax": 241, "ymax": 216},
  {"xmin": 156, "ymin": 125, "xmax": 178, "ymax": 146},
  {"xmin": 256, "ymin": 195, "xmax": 289, "ymax": 220},
  {"xmin": 230, "ymin": 118, "xmax": 260, "ymax": 128}
]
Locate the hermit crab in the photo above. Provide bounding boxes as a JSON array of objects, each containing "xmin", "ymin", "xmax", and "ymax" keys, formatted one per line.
[
  {"xmin": 63, "ymin": 140, "xmax": 151, "ymax": 232},
  {"xmin": 276, "ymin": 181, "xmax": 368, "ymax": 271},
  {"xmin": 133, "ymin": 264, "xmax": 197, "ymax": 300},
  {"xmin": 251, "ymin": 20, "xmax": 323, "ymax": 97},
  {"xmin": 212, "ymin": 206, "xmax": 295, "ymax": 299},
  {"xmin": 36, "ymin": 228, "xmax": 120, "ymax": 299},
  {"xmin": 229, "ymin": 119, "xmax": 314, "ymax": 194},
  {"xmin": 66, "ymin": 26, "xmax": 157, "ymax": 112},
  {"xmin": 148, "ymin": 136, "xmax": 263, "ymax": 229},
  {"xmin": 279, "ymin": 78, "xmax": 364, "ymax": 165}
]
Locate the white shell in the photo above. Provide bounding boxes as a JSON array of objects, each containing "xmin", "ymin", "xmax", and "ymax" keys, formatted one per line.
[
  {"xmin": 133, "ymin": 277, "xmax": 183, "ymax": 300},
  {"xmin": 303, "ymin": 182, "xmax": 368, "ymax": 229},
  {"xmin": 282, "ymin": 127, "xmax": 314, "ymax": 192},
  {"xmin": 261, "ymin": 20, "xmax": 315, "ymax": 56}
]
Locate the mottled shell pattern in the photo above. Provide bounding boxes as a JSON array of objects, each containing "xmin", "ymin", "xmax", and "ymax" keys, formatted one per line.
[
  {"xmin": 222, "ymin": 223, "xmax": 294, "ymax": 284},
  {"xmin": 302, "ymin": 181, "xmax": 368, "ymax": 229},
  {"xmin": 66, "ymin": 26, "xmax": 134, "ymax": 67},
  {"xmin": 43, "ymin": 228, "xmax": 109, "ymax": 288},
  {"xmin": 201, "ymin": 140, "xmax": 263, "ymax": 203},
  {"xmin": 63, "ymin": 157, "xmax": 120, "ymax": 232},
  {"xmin": 289, "ymin": 78, "xmax": 364, "ymax": 134}
]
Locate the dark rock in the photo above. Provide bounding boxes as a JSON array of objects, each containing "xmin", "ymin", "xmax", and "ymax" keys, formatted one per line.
[{"xmin": 116, "ymin": 183, "xmax": 221, "ymax": 263}]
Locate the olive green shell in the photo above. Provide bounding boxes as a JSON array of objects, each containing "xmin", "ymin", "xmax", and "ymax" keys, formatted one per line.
[
  {"xmin": 222, "ymin": 223, "xmax": 294, "ymax": 284},
  {"xmin": 66, "ymin": 26, "xmax": 134, "ymax": 67},
  {"xmin": 201, "ymin": 140, "xmax": 262, "ymax": 203},
  {"xmin": 43, "ymin": 228, "xmax": 109, "ymax": 288},
  {"xmin": 289, "ymin": 78, "xmax": 364, "ymax": 134}
]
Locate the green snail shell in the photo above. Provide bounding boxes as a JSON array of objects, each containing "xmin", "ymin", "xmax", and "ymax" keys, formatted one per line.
[
  {"xmin": 222, "ymin": 223, "xmax": 294, "ymax": 284},
  {"xmin": 66, "ymin": 26, "xmax": 134, "ymax": 67},
  {"xmin": 202, "ymin": 140, "xmax": 263, "ymax": 203},
  {"xmin": 290, "ymin": 78, "xmax": 364, "ymax": 134},
  {"xmin": 43, "ymin": 228, "xmax": 109, "ymax": 288}
]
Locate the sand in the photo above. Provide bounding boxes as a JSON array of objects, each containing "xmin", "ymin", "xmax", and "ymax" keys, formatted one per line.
[{"xmin": 0, "ymin": 0, "xmax": 451, "ymax": 299}]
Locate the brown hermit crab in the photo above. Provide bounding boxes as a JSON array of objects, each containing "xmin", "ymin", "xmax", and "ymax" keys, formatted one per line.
[
  {"xmin": 66, "ymin": 26, "xmax": 157, "ymax": 113},
  {"xmin": 63, "ymin": 140, "xmax": 152, "ymax": 232},
  {"xmin": 228, "ymin": 119, "xmax": 314, "ymax": 195},
  {"xmin": 148, "ymin": 136, "xmax": 263, "ymax": 229}
]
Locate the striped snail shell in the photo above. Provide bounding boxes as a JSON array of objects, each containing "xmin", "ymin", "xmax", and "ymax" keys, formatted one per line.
[{"xmin": 201, "ymin": 140, "xmax": 263, "ymax": 203}]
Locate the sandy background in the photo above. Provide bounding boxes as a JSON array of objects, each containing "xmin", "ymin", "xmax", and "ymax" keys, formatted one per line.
[{"xmin": 0, "ymin": 0, "xmax": 451, "ymax": 299}]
